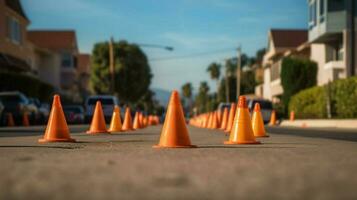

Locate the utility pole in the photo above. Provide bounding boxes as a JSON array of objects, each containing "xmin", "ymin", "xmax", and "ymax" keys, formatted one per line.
[
  {"xmin": 109, "ymin": 37, "xmax": 115, "ymax": 94},
  {"xmin": 346, "ymin": 0, "xmax": 356, "ymax": 77},
  {"xmin": 236, "ymin": 46, "xmax": 241, "ymax": 101}
]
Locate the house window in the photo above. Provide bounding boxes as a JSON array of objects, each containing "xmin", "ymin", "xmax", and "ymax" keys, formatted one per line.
[
  {"xmin": 6, "ymin": 16, "xmax": 22, "ymax": 44},
  {"xmin": 319, "ymin": 0, "xmax": 326, "ymax": 22},
  {"xmin": 328, "ymin": 0, "xmax": 345, "ymax": 12},
  {"xmin": 61, "ymin": 52, "xmax": 73, "ymax": 68},
  {"xmin": 309, "ymin": 1, "xmax": 317, "ymax": 29}
]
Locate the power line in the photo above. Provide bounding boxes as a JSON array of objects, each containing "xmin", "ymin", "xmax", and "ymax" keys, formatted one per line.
[{"xmin": 149, "ymin": 47, "xmax": 237, "ymax": 62}]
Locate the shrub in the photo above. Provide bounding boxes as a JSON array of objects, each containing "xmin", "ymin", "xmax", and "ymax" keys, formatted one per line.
[
  {"xmin": 289, "ymin": 76, "xmax": 357, "ymax": 119},
  {"xmin": 0, "ymin": 72, "xmax": 54, "ymax": 101},
  {"xmin": 281, "ymin": 57, "xmax": 318, "ymax": 112}
]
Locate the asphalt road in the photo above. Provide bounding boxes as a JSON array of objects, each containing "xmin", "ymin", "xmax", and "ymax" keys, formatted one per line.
[{"xmin": 1, "ymin": 125, "xmax": 357, "ymax": 200}]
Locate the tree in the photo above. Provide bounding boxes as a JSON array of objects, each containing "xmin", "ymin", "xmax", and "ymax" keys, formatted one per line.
[
  {"xmin": 181, "ymin": 82, "xmax": 193, "ymax": 114},
  {"xmin": 224, "ymin": 59, "xmax": 236, "ymax": 102},
  {"xmin": 206, "ymin": 62, "xmax": 221, "ymax": 94},
  {"xmin": 91, "ymin": 40, "xmax": 152, "ymax": 103},
  {"xmin": 195, "ymin": 81, "xmax": 210, "ymax": 113},
  {"xmin": 281, "ymin": 57, "xmax": 318, "ymax": 114}
]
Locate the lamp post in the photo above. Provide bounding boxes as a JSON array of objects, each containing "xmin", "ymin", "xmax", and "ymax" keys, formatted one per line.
[{"xmin": 236, "ymin": 46, "xmax": 242, "ymax": 101}]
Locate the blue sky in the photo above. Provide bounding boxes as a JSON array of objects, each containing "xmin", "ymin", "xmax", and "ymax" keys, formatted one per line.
[{"xmin": 22, "ymin": 0, "xmax": 307, "ymax": 93}]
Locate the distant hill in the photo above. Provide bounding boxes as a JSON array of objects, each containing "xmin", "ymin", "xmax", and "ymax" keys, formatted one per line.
[{"xmin": 152, "ymin": 88, "xmax": 171, "ymax": 106}]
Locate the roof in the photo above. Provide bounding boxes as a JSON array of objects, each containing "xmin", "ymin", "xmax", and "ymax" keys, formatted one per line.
[
  {"xmin": 270, "ymin": 29, "xmax": 308, "ymax": 48},
  {"xmin": 27, "ymin": 30, "xmax": 78, "ymax": 51},
  {"xmin": 77, "ymin": 54, "xmax": 91, "ymax": 74},
  {"xmin": 5, "ymin": 0, "xmax": 29, "ymax": 21}
]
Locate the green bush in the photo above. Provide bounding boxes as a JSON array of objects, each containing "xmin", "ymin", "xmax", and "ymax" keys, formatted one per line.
[
  {"xmin": 289, "ymin": 76, "xmax": 357, "ymax": 119},
  {"xmin": 331, "ymin": 77, "xmax": 357, "ymax": 118},
  {"xmin": 0, "ymin": 72, "xmax": 54, "ymax": 101},
  {"xmin": 281, "ymin": 57, "xmax": 317, "ymax": 113}
]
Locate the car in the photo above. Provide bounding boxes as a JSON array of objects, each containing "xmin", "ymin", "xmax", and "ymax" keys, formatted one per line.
[
  {"xmin": 29, "ymin": 98, "xmax": 49, "ymax": 124},
  {"xmin": 63, "ymin": 105, "xmax": 85, "ymax": 124},
  {"xmin": 217, "ymin": 102, "xmax": 231, "ymax": 112},
  {"xmin": 0, "ymin": 91, "xmax": 39, "ymax": 125},
  {"xmin": 85, "ymin": 95, "xmax": 119, "ymax": 123},
  {"xmin": 247, "ymin": 98, "xmax": 273, "ymax": 124}
]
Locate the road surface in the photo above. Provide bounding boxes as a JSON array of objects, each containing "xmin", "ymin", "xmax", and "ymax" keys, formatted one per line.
[{"xmin": 0, "ymin": 125, "xmax": 357, "ymax": 200}]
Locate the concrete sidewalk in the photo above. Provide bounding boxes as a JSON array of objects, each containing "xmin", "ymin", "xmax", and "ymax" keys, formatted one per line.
[{"xmin": 280, "ymin": 119, "xmax": 357, "ymax": 129}]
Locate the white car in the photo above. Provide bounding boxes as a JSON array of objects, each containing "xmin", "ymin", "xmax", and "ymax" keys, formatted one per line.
[
  {"xmin": 247, "ymin": 99, "xmax": 273, "ymax": 124},
  {"xmin": 85, "ymin": 95, "xmax": 119, "ymax": 123}
]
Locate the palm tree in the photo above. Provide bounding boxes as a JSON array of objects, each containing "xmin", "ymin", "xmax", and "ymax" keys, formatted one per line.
[
  {"xmin": 206, "ymin": 62, "xmax": 221, "ymax": 95},
  {"xmin": 225, "ymin": 59, "xmax": 236, "ymax": 102},
  {"xmin": 181, "ymin": 82, "xmax": 193, "ymax": 113},
  {"xmin": 195, "ymin": 81, "xmax": 210, "ymax": 113}
]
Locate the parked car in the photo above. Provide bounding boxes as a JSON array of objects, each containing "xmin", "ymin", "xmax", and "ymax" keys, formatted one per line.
[
  {"xmin": 63, "ymin": 105, "xmax": 85, "ymax": 124},
  {"xmin": 247, "ymin": 98, "xmax": 273, "ymax": 124},
  {"xmin": 0, "ymin": 91, "xmax": 39, "ymax": 125},
  {"xmin": 85, "ymin": 95, "xmax": 119, "ymax": 122},
  {"xmin": 29, "ymin": 98, "xmax": 49, "ymax": 124},
  {"xmin": 0, "ymin": 100, "xmax": 4, "ymax": 124},
  {"xmin": 217, "ymin": 102, "xmax": 231, "ymax": 112}
]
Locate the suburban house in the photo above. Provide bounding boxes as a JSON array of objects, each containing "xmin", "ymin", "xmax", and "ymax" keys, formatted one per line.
[
  {"xmin": 259, "ymin": 29, "xmax": 309, "ymax": 102},
  {"xmin": 308, "ymin": 0, "xmax": 357, "ymax": 85},
  {"xmin": 27, "ymin": 30, "xmax": 80, "ymax": 99},
  {"xmin": 0, "ymin": 0, "xmax": 32, "ymax": 73}
]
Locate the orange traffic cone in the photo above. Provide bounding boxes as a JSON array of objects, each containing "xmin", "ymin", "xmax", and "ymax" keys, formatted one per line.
[
  {"xmin": 87, "ymin": 101, "xmax": 109, "ymax": 134},
  {"xmin": 22, "ymin": 112, "xmax": 30, "ymax": 126},
  {"xmin": 252, "ymin": 103, "xmax": 269, "ymax": 137},
  {"xmin": 133, "ymin": 111, "xmax": 141, "ymax": 129},
  {"xmin": 217, "ymin": 110, "xmax": 222, "ymax": 127},
  {"xmin": 269, "ymin": 110, "xmax": 277, "ymax": 126},
  {"xmin": 139, "ymin": 112, "xmax": 144, "ymax": 127},
  {"xmin": 108, "ymin": 106, "xmax": 122, "ymax": 132},
  {"xmin": 210, "ymin": 111, "xmax": 219, "ymax": 129},
  {"xmin": 122, "ymin": 107, "xmax": 134, "ymax": 131},
  {"xmin": 153, "ymin": 90, "xmax": 196, "ymax": 148},
  {"xmin": 39, "ymin": 95, "xmax": 75, "ymax": 143},
  {"xmin": 6, "ymin": 113, "xmax": 15, "ymax": 127},
  {"xmin": 225, "ymin": 103, "xmax": 236, "ymax": 133},
  {"xmin": 290, "ymin": 111, "xmax": 295, "ymax": 121},
  {"xmin": 220, "ymin": 107, "xmax": 229, "ymax": 130},
  {"xmin": 224, "ymin": 96, "xmax": 260, "ymax": 145}
]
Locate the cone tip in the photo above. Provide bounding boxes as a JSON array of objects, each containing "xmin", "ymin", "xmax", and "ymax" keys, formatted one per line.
[
  {"xmin": 254, "ymin": 103, "xmax": 261, "ymax": 112},
  {"xmin": 53, "ymin": 94, "xmax": 61, "ymax": 106},
  {"xmin": 237, "ymin": 96, "xmax": 247, "ymax": 108}
]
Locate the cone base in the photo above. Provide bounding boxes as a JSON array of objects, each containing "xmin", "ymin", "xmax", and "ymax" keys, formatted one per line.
[
  {"xmin": 86, "ymin": 130, "xmax": 110, "ymax": 134},
  {"xmin": 224, "ymin": 140, "xmax": 261, "ymax": 145},
  {"xmin": 121, "ymin": 128, "xmax": 134, "ymax": 131},
  {"xmin": 255, "ymin": 135, "xmax": 269, "ymax": 138},
  {"xmin": 153, "ymin": 144, "xmax": 197, "ymax": 148},
  {"xmin": 38, "ymin": 138, "xmax": 76, "ymax": 143},
  {"xmin": 108, "ymin": 129, "xmax": 122, "ymax": 133}
]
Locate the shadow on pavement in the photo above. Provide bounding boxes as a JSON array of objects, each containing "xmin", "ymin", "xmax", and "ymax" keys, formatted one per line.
[
  {"xmin": 197, "ymin": 145, "xmax": 295, "ymax": 149},
  {"xmin": 0, "ymin": 145, "xmax": 81, "ymax": 149},
  {"xmin": 267, "ymin": 126, "xmax": 357, "ymax": 142}
]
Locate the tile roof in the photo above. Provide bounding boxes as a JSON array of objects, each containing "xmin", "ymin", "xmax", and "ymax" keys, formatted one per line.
[
  {"xmin": 5, "ymin": 0, "xmax": 29, "ymax": 21},
  {"xmin": 27, "ymin": 30, "xmax": 78, "ymax": 51},
  {"xmin": 270, "ymin": 29, "xmax": 308, "ymax": 48}
]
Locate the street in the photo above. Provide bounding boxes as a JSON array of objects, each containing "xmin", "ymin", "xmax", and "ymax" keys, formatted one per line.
[{"xmin": 1, "ymin": 125, "xmax": 357, "ymax": 199}]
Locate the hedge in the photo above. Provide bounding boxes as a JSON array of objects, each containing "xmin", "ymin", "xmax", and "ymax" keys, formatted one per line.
[
  {"xmin": 0, "ymin": 72, "xmax": 54, "ymax": 101},
  {"xmin": 289, "ymin": 76, "xmax": 357, "ymax": 119}
]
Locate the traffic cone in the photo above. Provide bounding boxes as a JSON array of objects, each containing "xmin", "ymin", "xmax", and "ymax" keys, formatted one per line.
[
  {"xmin": 139, "ymin": 112, "xmax": 144, "ymax": 127},
  {"xmin": 217, "ymin": 110, "xmax": 222, "ymax": 127},
  {"xmin": 220, "ymin": 107, "xmax": 229, "ymax": 130},
  {"xmin": 290, "ymin": 111, "xmax": 295, "ymax": 121},
  {"xmin": 224, "ymin": 96, "xmax": 260, "ymax": 145},
  {"xmin": 252, "ymin": 103, "xmax": 269, "ymax": 137},
  {"xmin": 22, "ymin": 112, "xmax": 30, "ymax": 126},
  {"xmin": 87, "ymin": 101, "xmax": 109, "ymax": 134},
  {"xmin": 108, "ymin": 106, "xmax": 122, "ymax": 132},
  {"xmin": 6, "ymin": 113, "xmax": 15, "ymax": 127},
  {"xmin": 122, "ymin": 107, "xmax": 134, "ymax": 131},
  {"xmin": 225, "ymin": 103, "xmax": 236, "ymax": 133},
  {"xmin": 133, "ymin": 111, "xmax": 141, "ymax": 129},
  {"xmin": 39, "ymin": 95, "xmax": 75, "ymax": 143},
  {"xmin": 210, "ymin": 111, "xmax": 219, "ymax": 129},
  {"xmin": 153, "ymin": 90, "xmax": 196, "ymax": 148},
  {"xmin": 269, "ymin": 110, "xmax": 277, "ymax": 126}
]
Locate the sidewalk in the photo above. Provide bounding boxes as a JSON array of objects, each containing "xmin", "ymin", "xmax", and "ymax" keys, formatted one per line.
[{"xmin": 280, "ymin": 119, "xmax": 357, "ymax": 129}]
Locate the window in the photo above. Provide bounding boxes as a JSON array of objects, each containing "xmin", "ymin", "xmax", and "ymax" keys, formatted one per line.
[
  {"xmin": 6, "ymin": 16, "xmax": 22, "ymax": 44},
  {"xmin": 308, "ymin": 1, "xmax": 317, "ymax": 29},
  {"xmin": 328, "ymin": 0, "xmax": 345, "ymax": 12},
  {"xmin": 320, "ymin": 0, "xmax": 325, "ymax": 22},
  {"xmin": 61, "ymin": 52, "xmax": 73, "ymax": 67}
]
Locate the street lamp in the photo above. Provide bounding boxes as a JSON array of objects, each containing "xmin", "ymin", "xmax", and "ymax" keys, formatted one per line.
[{"xmin": 236, "ymin": 46, "xmax": 242, "ymax": 101}]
